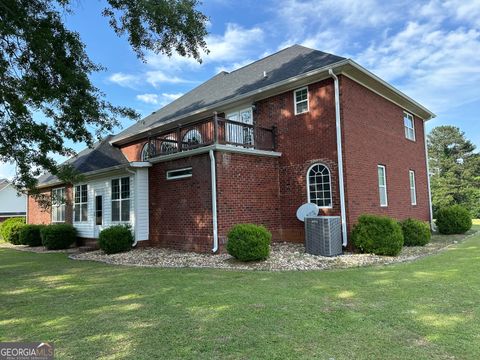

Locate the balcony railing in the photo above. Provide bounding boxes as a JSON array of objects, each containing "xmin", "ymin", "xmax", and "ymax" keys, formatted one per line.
[{"xmin": 144, "ymin": 114, "xmax": 276, "ymax": 159}]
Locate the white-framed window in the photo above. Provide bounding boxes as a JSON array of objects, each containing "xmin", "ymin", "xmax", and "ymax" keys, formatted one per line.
[
  {"xmin": 404, "ymin": 112, "xmax": 415, "ymax": 141},
  {"xmin": 378, "ymin": 165, "xmax": 388, "ymax": 207},
  {"xmin": 141, "ymin": 142, "xmax": 155, "ymax": 161},
  {"xmin": 166, "ymin": 167, "xmax": 192, "ymax": 180},
  {"xmin": 409, "ymin": 170, "xmax": 417, "ymax": 205},
  {"xmin": 307, "ymin": 163, "xmax": 332, "ymax": 208},
  {"xmin": 74, "ymin": 184, "xmax": 88, "ymax": 222},
  {"xmin": 112, "ymin": 177, "xmax": 130, "ymax": 222},
  {"xmin": 226, "ymin": 107, "xmax": 254, "ymax": 146},
  {"xmin": 294, "ymin": 87, "xmax": 309, "ymax": 115},
  {"xmin": 52, "ymin": 187, "xmax": 66, "ymax": 223},
  {"xmin": 160, "ymin": 135, "xmax": 178, "ymax": 154},
  {"xmin": 182, "ymin": 129, "xmax": 203, "ymax": 148}
]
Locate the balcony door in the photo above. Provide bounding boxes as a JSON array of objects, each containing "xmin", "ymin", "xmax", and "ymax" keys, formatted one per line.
[{"xmin": 226, "ymin": 107, "xmax": 254, "ymax": 147}]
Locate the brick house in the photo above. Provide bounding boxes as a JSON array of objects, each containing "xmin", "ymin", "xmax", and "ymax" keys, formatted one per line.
[{"xmin": 27, "ymin": 45, "xmax": 435, "ymax": 252}]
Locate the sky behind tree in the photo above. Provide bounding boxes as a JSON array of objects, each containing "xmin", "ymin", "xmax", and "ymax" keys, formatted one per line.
[{"xmin": 1, "ymin": 0, "xmax": 479, "ymax": 178}]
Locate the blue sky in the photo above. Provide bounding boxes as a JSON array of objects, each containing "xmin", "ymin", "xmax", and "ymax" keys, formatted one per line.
[{"xmin": 1, "ymin": 0, "xmax": 479, "ymax": 178}]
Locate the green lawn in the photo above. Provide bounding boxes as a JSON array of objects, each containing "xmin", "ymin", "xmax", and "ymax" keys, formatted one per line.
[{"xmin": 1, "ymin": 228, "xmax": 480, "ymax": 359}]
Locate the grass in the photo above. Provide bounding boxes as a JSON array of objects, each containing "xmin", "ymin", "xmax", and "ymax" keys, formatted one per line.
[{"xmin": 1, "ymin": 226, "xmax": 480, "ymax": 359}]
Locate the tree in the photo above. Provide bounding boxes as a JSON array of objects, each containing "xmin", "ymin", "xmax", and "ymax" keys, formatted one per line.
[
  {"xmin": 428, "ymin": 126, "xmax": 480, "ymax": 217},
  {"xmin": 0, "ymin": 0, "xmax": 208, "ymax": 193}
]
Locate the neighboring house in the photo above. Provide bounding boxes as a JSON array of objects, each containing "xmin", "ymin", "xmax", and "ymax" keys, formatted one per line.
[
  {"xmin": 0, "ymin": 179, "xmax": 26, "ymax": 222},
  {"xmin": 27, "ymin": 45, "xmax": 435, "ymax": 252}
]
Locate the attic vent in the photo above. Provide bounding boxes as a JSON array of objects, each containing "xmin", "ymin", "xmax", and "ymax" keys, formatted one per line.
[{"xmin": 263, "ymin": 71, "xmax": 267, "ymax": 78}]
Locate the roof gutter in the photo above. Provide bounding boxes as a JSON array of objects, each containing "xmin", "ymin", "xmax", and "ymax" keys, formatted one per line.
[
  {"xmin": 328, "ymin": 68, "xmax": 348, "ymax": 247},
  {"xmin": 209, "ymin": 149, "xmax": 219, "ymax": 253}
]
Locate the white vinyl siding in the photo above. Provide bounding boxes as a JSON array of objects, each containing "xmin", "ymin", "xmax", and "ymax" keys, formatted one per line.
[
  {"xmin": 294, "ymin": 87, "xmax": 309, "ymax": 115},
  {"xmin": 72, "ymin": 173, "xmax": 148, "ymax": 241},
  {"xmin": 51, "ymin": 187, "xmax": 65, "ymax": 223},
  {"xmin": 74, "ymin": 184, "xmax": 88, "ymax": 222},
  {"xmin": 404, "ymin": 112, "xmax": 415, "ymax": 141},
  {"xmin": 409, "ymin": 170, "xmax": 417, "ymax": 205},
  {"xmin": 378, "ymin": 165, "xmax": 388, "ymax": 207}
]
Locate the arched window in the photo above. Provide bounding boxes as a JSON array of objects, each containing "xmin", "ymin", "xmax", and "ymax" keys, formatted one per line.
[
  {"xmin": 141, "ymin": 142, "xmax": 155, "ymax": 161},
  {"xmin": 307, "ymin": 163, "xmax": 332, "ymax": 208},
  {"xmin": 160, "ymin": 135, "xmax": 178, "ymax": 154},
  {"xmin": 182, "ymin": 129, "xmax": 202, "ymax": 148}
]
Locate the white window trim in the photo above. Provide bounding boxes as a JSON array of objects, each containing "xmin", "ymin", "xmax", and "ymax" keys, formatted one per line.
[
  {"xmin": 306, "ymin": 163, "xmax": 333, "ymax": 209},
  {"xmin": 404, "ymin": 111, "xmax": 415, "ymax": 141},
  {"xmin": 166, "ymin": 167, "xmax": 193, "ymax": 180},
  {"xmin": 51, "ymin": 187, "xmax": 66, "ymax": 223},
  {"xmin": 378, "ymin": 165, "xmax": 388, "ymax": 207},
  {"xmin": 111, "ymin": 177, "xmax": 131, "ymax": 223},
  {"xmin": 294, "ymin": 86, "xmax": 309, "ymax": 115},
  {"xmin": 73, "ymin": 184, "xmax": 88, "ymax": 223},
  {"xmin": 409, "ymin": 170, "xmax": 417, "ymax": 206}
]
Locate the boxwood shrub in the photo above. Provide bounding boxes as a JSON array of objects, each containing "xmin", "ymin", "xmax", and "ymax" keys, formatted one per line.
[
  {"xmin": 18, "ymin": 224, "xmax": 45, "ymax": 246},
  {"xmin": 435, "ymin": 205, "xmax": 472, "ymax": 234},
  {"xmin": 400, "ymin": 218, "xmax": 431, "ymax": 246},
  {"xmin": 41, "ymin": 224, "xmax": 77, "ymax": 250},
  {"xmin": 98, "ymin": 225, "xmax": 134, "ymax": 254},
  {"xmin": 0, "ymin": 217, "xmax": 26, "ymax": 244},
  {"xmin": 352, "ymin": 214, "xmax": 404, "ymax": 256},
  {"xmin": 226, "ymin": 224, "xmax": 272, "ymax": 261}
]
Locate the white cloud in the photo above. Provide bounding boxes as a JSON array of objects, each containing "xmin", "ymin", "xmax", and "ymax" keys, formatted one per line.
[
  {"xmin": 145, "ymin": 71, "xmax": 192, "ymax": 87},
  {"xmin": 136, "ymin": 93, "xmax": 183, "ymax": 107},
  {"xmin": 107, "ymin": 72, "xmax": 139, "ymax": 88},
  {"xmin": 0, "ymin": 162, "xmax": 15, "ymax": 180}
]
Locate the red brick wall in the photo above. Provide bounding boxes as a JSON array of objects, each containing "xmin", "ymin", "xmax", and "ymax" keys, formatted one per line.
[
  {"xmin": 27, "ymin": 185, "xmax": 73, "ymax": 225},
  {"xmin": 148, "ymin": 154, "xmax": 214, "ymax": 252},
  {"xmin": 121, "ymin": 140, "xmax": 145, "ymax": 162},
  {"xmin": 340, "ymin": 75, "xmax": 430, "ymax": 234},
  {"xmin": 255, "ymin": 79, "xmax": 341, "ymax": 242},
  {"xmin": 216, "ymin": 152, "xmax": 281, "ymax": 244}
]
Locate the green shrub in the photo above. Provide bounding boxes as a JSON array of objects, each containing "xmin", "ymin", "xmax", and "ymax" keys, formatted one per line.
[
  {"xmin": 18, "ymin": 225, "xmax": 46, "ymax": 246},
  {"xmin": 0, "ymin": 217, "xmax": 26, "ymax": 244},
  {"xmin": 41, "ymin": 224, "xmax": 77, "ymax": 250},
  {"xmin": 352, "ymin": 214, "xmax": 404, "ymax": 256},
  {"xmin": 226, "ymin": 224, "xmax": 272, "ymax": 261},
  {"xmin": 435, "ymin": 205, "xmax": 472, "ymax": 234},
  {"xmin": 98, "ymin": 225, "xmax": 134, "ymax": 254},
  {"xmin": 401, "ymin": 218, "xmax": 431, "ymax": 246}
]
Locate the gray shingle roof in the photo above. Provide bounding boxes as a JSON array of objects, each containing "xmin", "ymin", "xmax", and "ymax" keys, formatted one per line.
[
  {"xmin": 112, "ymin": 45, "xmax": 345, "ymax": 141},
  {"xmin": 38, "ymin": 135, "xmax": 129, "ymax": 186}
]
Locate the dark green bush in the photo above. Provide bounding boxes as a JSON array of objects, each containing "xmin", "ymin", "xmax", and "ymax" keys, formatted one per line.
[
  {"xmin": 226, "ymin": 224, "xmax": 272, "ymax": 261},
  {"xmin": 401, "ymin": 218, "xmax": 431, "ymax": 246},
  {"xmin": 352, "ymin": 214, "xmax": 404, "ymax": 256},
  {"xmin": 0, "ymin": 217, "xmax": 26, "ymax": 244},
  {"xmin": 435, "ymin": 205, "xmax": 472, "ymax": 234},
  {"xmin": 18, "ymin": 224, "xmax": 46, "ymax": 246},
  {"xmin": 41, "ymin": 224, "xmax": 77, "ymax": 250},
  {"xmin": 98, "ymin": 225, "xmax": 134, "ymax": 254}
]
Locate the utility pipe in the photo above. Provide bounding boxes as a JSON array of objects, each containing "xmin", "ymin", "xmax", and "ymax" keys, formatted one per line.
[
  {"xmin": 423, "ymin": 120, "xmax": 435, "ymax": 230},
  {"xmin": 328, "ymin": 69, "xmax": 348, "ymax": 247},
  {"xmin": 209, "ymin": 149, "xmax": 219, "ymax": 253}
]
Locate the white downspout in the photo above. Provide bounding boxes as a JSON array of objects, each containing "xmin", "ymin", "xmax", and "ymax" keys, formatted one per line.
[
  {"xmin": 209, "ymin": 149, "xmax": 219, "ymax": 253},
  {"xmin": 126, "ymin": 168, "xmax": 138, "ymax": 247},
  {"xmin": 423, "ymin": 120, "xmax": 435, "ymax": 230},
  {"xmin": 329, "ymin": 69, "xmax": 348, "ymax": 247}
]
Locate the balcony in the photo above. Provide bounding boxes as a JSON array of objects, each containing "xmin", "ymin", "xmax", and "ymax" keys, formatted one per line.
[{"xmin": 143, "ymin": 114, "xmax": 276, "ymax": 159}]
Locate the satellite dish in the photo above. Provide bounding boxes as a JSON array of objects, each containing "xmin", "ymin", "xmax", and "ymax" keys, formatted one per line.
[{"xmin": 296, "ymin": 203, "xmax": 319, "ymax": 222}]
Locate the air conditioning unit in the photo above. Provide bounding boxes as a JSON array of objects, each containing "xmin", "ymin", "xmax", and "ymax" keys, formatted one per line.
[{"xmin": 305, "ymin": 216, "xmax": 342, "ymax": 256}]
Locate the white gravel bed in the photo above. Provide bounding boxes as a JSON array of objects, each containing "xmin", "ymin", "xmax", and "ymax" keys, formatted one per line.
[{"xmin": 69, "ymin": 231, "xmax": 478, "ymax": 271}]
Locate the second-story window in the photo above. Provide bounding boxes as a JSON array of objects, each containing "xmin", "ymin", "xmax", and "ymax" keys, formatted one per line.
[
  {"xmin": 404, "ymin": 112, "xmax": 415, "ymax": 141},
  {"xmin": 294, "ymin": 87, "xmax": 309, "ymax": 115}
]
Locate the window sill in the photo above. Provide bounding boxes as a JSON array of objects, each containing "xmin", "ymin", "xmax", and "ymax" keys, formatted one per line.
[{"xmin": 294, "ymin": 110, "xmax": 309, "ymax": 116}]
